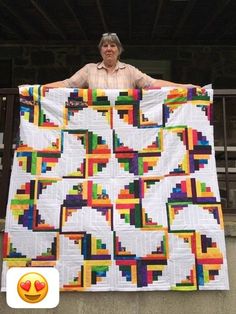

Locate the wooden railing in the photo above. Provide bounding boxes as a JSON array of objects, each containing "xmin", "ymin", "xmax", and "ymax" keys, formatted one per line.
[
  {"xmin": 214, "ymin": 90, "xmax": 236, "ymax": 213},
  {"xmin": 0, "ymin": 88, "xmax": 236, "ymax": 218},
  {"xmin": 0, "ymin": 88, "xmax": 19, "ymax": 219}
]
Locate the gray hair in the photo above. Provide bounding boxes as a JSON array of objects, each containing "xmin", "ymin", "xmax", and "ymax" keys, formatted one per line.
[{"xmin": 98, "ymin": 33, "xmax": 124, "ymax": 56}]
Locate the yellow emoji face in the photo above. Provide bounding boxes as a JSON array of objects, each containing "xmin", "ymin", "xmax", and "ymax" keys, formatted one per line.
[{"xmin": 17, "ymin": 272, "xmax": 48, "ymax": 303}]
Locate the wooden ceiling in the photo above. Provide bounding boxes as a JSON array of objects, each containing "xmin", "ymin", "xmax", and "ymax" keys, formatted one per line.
[{"xmin": 0, "ymin": 0, "xmax": 236, "ymax": 45}]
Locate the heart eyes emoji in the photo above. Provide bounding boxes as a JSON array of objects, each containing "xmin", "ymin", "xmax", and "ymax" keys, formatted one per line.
[{"xmin": 17, "ymin": 272, "xmax": 48, "ymax": 303}]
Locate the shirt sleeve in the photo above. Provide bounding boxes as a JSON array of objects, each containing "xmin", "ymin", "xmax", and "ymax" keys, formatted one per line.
[
  {"xmin": 62, "ymin": 64, "xmax": 90, "ymax": 88},
  {"xmin": 129, "ymin": 65, "xmax": 156, "ymax": 88}
]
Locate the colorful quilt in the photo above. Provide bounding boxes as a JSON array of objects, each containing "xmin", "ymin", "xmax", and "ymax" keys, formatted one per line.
[{"xmin": 1, "ymin": 86, "xmax": 229, "ymax": 291}]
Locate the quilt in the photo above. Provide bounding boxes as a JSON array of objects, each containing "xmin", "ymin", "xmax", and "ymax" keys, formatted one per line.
[{"xmin": 1, "ymin": 86, "xmax": 229, "ymax": 291}]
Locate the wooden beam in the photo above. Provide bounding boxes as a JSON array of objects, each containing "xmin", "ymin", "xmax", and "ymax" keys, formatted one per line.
[
  {"xmin": 198, "ymin": 0, "xmax": 231, "ymax": 36},
  {"xmin": 96, "ymin": 0, "xmax": 108, "ymax": 33},
  {"xmin": 128, "ymin": 0, "xmax": 132, "ymax": 39},
  {"xmin": 63, "ymin": 0, "xmax": 87, "ymax": 40},
  {"xmin": 172, "ymin": 0, "xmax": 197, "ymax": 38},
  {"xmin": 30, "ymin": 0, "xmax": 66, "ymax": 40},
  {"xmin": 0, "ymin": 0, "xmax": 39, "ymax": 37},
  {"xmin": 151, "ymin": 0, "xmax": 164, "ymax": 39},
  {"xmin": 216, "ymin": 18, "xmax": 236, "ymax": 40},
  {"xmin": 0, "ymin": 19, "xmax": 23, "ymax": 39}
]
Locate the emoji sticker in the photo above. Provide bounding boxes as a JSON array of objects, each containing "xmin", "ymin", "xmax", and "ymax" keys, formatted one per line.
[{"xmin": 17, "ymin": 272, "xmax": 48, "ymax": 303}]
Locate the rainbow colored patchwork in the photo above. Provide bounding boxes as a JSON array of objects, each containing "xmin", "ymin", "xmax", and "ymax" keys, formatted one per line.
[{"xmin": 1, "ymin": 86, "xmax": 229, "ymax": 291}]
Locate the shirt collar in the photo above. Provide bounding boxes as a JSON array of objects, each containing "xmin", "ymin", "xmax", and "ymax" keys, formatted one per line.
[{"xmin": 97, "ymin": 61, "xmax": 126, "ymax": 70}]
